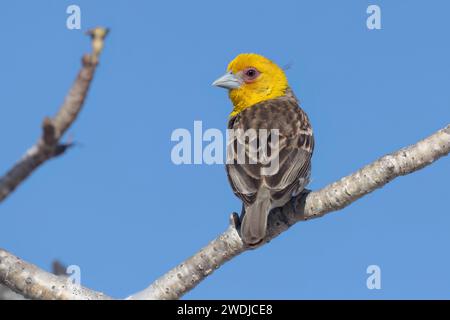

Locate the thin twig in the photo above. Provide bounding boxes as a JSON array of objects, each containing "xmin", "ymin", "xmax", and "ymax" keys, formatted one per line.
[{"xmin": 0, "ymin": 27, "xmax": 109, "ymax": 203}]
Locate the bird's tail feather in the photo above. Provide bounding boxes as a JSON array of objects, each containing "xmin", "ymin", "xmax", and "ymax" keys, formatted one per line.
[{"xmin": 241, "ymin": 189, "xmax": 271, "ymax": 245}]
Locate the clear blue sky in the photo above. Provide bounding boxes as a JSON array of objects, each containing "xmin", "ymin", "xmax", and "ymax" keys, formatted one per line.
[{"xmin": 0, "ymin": 0, "xmax": 449, "ymax": 299}]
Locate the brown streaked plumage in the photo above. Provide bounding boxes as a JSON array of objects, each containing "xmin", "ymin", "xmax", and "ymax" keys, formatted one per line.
[{"xmin": 226, "ymin": 89, "xmax": 314, "ymax": 245}]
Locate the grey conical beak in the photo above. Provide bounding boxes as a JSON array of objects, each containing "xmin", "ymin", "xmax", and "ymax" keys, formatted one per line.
[{"xmin": 212, "ymin": 71, "xmax": 242, "ymax": 89}]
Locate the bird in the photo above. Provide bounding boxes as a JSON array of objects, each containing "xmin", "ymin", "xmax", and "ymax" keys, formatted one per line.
[{"xmin": 212, "ymin": 53, "xmax": 314, "ymax": 246}]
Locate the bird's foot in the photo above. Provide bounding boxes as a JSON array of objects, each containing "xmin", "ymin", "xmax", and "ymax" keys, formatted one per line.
[
  {"xmin": 229, "ymin": 212, "xmax": 241, "ymax": 230},
  {"xmin": 290, "ymin": 196, "xmax": 299, "ymax": 215}
]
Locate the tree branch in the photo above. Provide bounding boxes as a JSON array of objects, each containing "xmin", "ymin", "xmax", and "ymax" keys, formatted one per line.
[
  {"xmin": 0, "ymin": 249, "xmax": 111, "ymax": 300},
  {"xmin": 128, "ymin": 124, "xmax": 450, "ymax": 300},
  {"xmin": 1, "ymin": 123, "xmax": 448, "ymax": 300},
  {"xmin": 0, "ymin": 27, "xmax": 109, "ymax": 204},
  {"xmin": 0, "ymin": 284, "xmax": 26, "ymax": 300}
]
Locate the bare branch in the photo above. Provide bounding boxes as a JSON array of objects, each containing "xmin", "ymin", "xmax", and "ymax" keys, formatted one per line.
[
  {"xmin": 0, "ymin": 284, "xmax": 26, "ymax": 300},
  {"xmin": 0, "ymin": 27, "xmax": 109, "ymax": 204},
  {"xmin": 1, "ymin": 259, "xmax": 72, "ymax": 299},
  {"xmin": 1, "ymin": 123, "xmax": 447, "ymax": 300},
  {"xmin": 129, "ymin": 124, "xmax": 450, "ymax": 300},
  {"xmin": 0, "ymin": 249, "xmax": 111, "ymax": 300}
]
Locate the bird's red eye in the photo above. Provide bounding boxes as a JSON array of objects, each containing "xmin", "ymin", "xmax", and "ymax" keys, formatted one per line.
[
  {"xmin": 243, "ymin": 68, "xmax": 260, "ymax": 82},
  {"xmin": 246, "ymin": 69, "xmax": 256, "ymax": 77}
]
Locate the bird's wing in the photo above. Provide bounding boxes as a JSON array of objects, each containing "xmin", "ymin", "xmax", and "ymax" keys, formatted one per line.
[
  {"xmin": 226, "ymin": 94, "xmax": 314, "ymax": 207},
  {"xmin": 226, "ymin": 115, "xmax": 257, "ymax": 205},
  {"xmin": 266, "ymin": 133, "xmax": 314, "ymax": 203}
]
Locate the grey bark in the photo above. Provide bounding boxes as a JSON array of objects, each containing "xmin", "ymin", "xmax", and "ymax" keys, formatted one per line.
[{"xmin": 0, "ymin": 249, "xmax": 111, "ymax": 300}]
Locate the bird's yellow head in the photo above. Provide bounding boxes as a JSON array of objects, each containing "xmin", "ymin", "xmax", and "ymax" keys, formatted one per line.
[{"xmin": 212, "ymin": 53, "xmax": 289, "ymax": 117}]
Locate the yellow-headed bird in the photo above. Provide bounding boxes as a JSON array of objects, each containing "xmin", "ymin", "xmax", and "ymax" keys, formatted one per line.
[{"xmin": 213, "ymin": 53, "xmax": 314, "ymax": 246}]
